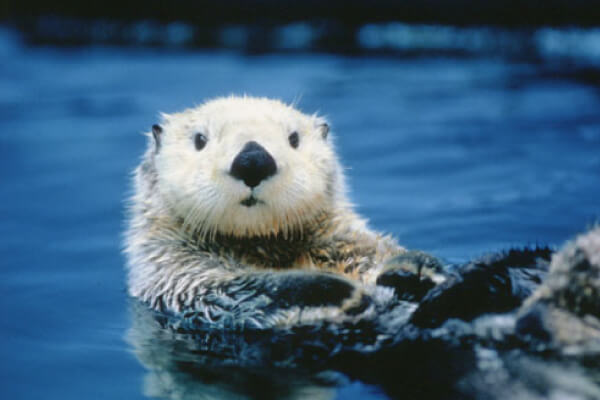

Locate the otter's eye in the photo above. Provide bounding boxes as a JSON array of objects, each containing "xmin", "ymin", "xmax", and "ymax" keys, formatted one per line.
[
  {"xmin": 288, "ymin": 132, "xmax": 299, "ymax": 149},
  {"xmin": 194, "ymin": 133, "xmax": 207, "ymax": 151}
]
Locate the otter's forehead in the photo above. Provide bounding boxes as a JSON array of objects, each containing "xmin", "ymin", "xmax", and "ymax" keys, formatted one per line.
[{"xmin": 164, "ymin": 97, "xmax": 317, "ymax": 138}]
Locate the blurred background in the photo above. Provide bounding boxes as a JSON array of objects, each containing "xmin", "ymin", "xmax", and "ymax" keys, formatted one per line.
[{"xmin": 1, "ymin": 1, "xmax": 599, "ymax": 399}]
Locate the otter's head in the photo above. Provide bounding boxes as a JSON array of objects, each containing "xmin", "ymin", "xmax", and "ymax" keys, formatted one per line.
[{"xmin": 148, "ymin": 96, "xmax": 347, "ymax": 237}]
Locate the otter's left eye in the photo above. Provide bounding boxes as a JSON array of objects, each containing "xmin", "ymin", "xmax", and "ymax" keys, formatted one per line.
[
  {"xmin": 288, "ymin": 132, "xmax": 299, "ymax": 149},
  {"xmin": 194, "ymin": 133, "xmax": 207, "ymax": 151}
]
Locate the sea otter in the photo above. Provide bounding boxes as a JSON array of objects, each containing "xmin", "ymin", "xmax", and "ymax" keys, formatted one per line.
[
  {"xmin": 125, "ymin": 96, "xmax": 441, "ymax": 329},
  {"xmin": 124, "ymin": 96, "xmax": 600, "ymax": 399}
]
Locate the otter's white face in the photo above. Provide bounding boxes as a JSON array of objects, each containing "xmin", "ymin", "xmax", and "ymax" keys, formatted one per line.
[{"xmin": 151, "ymin": 97, "xmax": 346, "ymax": 237}]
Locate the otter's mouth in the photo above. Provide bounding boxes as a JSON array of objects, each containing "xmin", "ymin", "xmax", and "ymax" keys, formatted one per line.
[{"xmin": 241, "ymin": 195, "xmax": 264, "ymax": 207}]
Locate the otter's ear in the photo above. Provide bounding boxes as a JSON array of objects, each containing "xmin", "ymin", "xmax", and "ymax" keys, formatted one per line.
[
  {"xmin": 319, "ymin": 123, "xmax": 330, "ymax": 140},
  {"xmin": 151, "ymin": 124, "xmax": 163, "ymax": 151}
]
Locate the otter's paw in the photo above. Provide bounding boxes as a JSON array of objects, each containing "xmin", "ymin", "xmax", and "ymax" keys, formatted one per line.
[
  {"xmin": 261, "ymin": 271, "xmax": 371, "ymax": 316},
  {"xmin": 411, "ymin": 248, "xmax": 551, "ymax": 328},
  {"xmin": 376, "ymin": 251, "xmax": 446, "ymax": 301}
]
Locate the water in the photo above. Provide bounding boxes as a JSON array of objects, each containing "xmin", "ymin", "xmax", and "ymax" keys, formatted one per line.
[{"xmin": 1, "ymin": 26, "xmax": 599, "ymax": 399}]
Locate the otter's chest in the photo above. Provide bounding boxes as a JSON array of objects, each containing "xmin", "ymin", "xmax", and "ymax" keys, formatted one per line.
[
  {"xmin": 200, "ymin": 234, "xmax": 378, "ymax": 273},
  {"xmin": 200, "ymin": 235, "xmax": 312, "ymax": 269}
]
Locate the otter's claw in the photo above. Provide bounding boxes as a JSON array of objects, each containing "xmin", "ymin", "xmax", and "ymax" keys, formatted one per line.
[{"xmin": 376, "ymin": 251, "xmax": 446, "ymax": 301}]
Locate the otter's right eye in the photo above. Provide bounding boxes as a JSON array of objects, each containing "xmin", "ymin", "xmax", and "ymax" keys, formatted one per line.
[
  {"xmin": 288, "ymin": 132, "xmax": 299, "ymax": 149},
  {"xmin": 194, "ymin": 133, "xmax": 207, "ymax": 151}
]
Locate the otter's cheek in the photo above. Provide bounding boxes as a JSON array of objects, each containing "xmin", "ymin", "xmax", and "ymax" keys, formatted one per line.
[
  {"xmin": 207, "ymin": 164, "xmax": 245, "ymax": 202},
  {"xmin": 219, "ymin": 183, "xmax": 248, "ymax": 206}
]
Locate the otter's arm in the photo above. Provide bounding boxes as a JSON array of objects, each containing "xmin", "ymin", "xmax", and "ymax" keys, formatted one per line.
[
  {"xmin": 130, "ymin": 253, "xmax": 371, "ymax": 330},
  {"xmin": 175, "ymin": 270, "xmax": 371, "ymax": 330},
  {"xmin": 333, "ymin": 229, "xmax": 446, "ymax": 297}
]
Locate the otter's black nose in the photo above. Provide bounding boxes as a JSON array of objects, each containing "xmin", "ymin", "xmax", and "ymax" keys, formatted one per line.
[{"xmin": 230, "ymin": 141, "xmax": 277, "ymax": 188}]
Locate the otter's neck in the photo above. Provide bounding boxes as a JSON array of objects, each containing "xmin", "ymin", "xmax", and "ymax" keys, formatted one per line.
[{"xmin": 175, "ymin": 209, "xmax": 339, "ymax": 269}]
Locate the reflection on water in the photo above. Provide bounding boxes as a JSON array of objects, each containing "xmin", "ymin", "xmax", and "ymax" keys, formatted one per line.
[
  {"xmin": 128, "ymin": 297, "xmax": 600, "ymax": 400},
  {"xmin": 127, "ymin": 301, "xmax": 355, "ymax": 400},
  {"xmin": 126, "ymin": 300, "xmax": 470, "ymax": 400}
]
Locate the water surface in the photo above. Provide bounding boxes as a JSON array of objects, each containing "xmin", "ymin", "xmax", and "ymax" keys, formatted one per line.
[{"xmin": 1, "ymin": 27, "xmax": 599, "ymax": 399}]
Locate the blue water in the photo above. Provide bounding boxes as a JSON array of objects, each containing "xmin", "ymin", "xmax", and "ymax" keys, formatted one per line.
[{"xmin": 1, "ymin": 25, "xmax": 599, "ymax": 399}]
